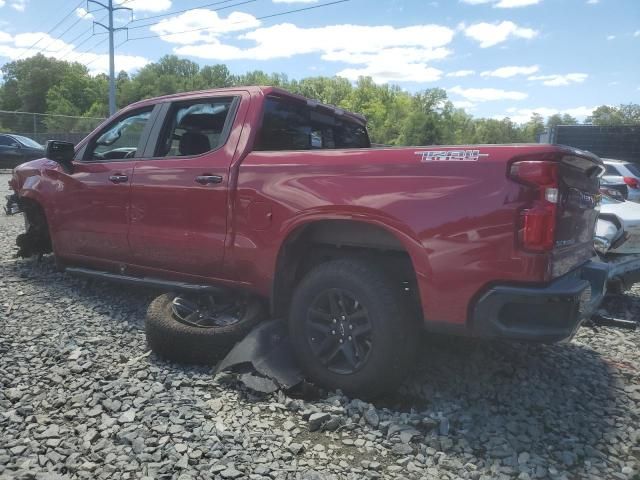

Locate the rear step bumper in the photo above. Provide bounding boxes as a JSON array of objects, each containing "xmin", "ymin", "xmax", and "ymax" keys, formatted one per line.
[{"xmin": 471, "ymin": 260, "xmax": 608, "ymax": 343}]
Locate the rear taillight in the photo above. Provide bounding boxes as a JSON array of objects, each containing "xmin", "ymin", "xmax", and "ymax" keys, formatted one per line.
[
  {"xmin": 510, "ymin": 160, "xmax": 559, "ymax": 252},
  {"xmin": 623, "ymin": 176, "xmax": 639, "ymax": 189}
]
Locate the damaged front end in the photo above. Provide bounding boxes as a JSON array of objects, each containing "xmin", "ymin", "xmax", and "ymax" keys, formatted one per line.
[
  {"xmin": 14, "ymin": 199, "xmax": 52, "ymax": 258},
  {"xmin": 4, "ymin": 192, "xmax": 22, "ymax": 216}
]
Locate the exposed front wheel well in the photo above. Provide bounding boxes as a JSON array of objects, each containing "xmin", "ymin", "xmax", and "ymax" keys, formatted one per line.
[
  {"xmin": 16, "ymin": 198, "xmax": 53, "ymax": 258},
  {"xmin": 272, "ymin": 220, "xmax": 423, "ymax": 322}
]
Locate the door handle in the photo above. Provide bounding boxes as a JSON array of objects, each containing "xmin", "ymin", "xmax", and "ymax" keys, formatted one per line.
[
  {"xmin": 195, "ymin": 174, "xmax": 223, "ymax": 185},
  {"xmin": 109, "ymin": 174, "xmax": 129, "ymax": 184}
]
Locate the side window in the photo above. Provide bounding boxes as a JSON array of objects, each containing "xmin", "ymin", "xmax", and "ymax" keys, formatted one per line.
[
  {"xmin": 155, "ymin": 98, "xmax": 235, "ymax": 157},
  {"xmin": 255, "ymin": 97, "xmax": 370, "ymax": 151},
  {"xmin": 0, "ymin": 136, "xmax": 14, "ymax": 146},
  {"xmin": 604, "ymin": 164, "xmax": 619, "ymax": 175},
  {"xmin": 86, "ymin": 108, "xmax": 152, "ymax": 161}
]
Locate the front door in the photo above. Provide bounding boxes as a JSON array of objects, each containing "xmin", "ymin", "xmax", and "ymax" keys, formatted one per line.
[
  {"xmin": 128, "ymin": 95, "xmax": 244, "ymax": 278},
  {"xmin": 53, "ymin": 107, "xmax": 156, "ymax": 264}
]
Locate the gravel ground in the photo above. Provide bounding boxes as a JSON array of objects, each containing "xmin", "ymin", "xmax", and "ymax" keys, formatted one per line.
[{"xmin": 1, "ymin": 172, "xmax": 639, "ymax": 480}]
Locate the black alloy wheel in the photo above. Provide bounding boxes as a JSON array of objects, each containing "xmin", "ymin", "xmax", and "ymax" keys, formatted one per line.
[{"xmin": 305, "ymin": 288, "xmax": 373, "ymax": 374}]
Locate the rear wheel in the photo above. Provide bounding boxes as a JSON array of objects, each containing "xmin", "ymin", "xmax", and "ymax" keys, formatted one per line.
[
  {"xmin": 288, "ymin": 258, "xmax": 418, "ymax": 398},
  {"xmin": 145, "ymin": 291, "xmax": 264, "ymax": 365}
]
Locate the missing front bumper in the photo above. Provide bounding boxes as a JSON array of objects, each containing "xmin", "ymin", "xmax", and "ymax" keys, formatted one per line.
[{"xmin": 4, "ymin": 193, "xmax": 21, "ymax": 216}]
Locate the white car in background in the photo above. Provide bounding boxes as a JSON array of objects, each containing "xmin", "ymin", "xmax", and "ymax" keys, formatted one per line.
[
  {"xmin": 596, "ymin": 195, "xmax": 640, "ymax": 255},
  {"xmin": 595, "ymin": 195, "xmax": 640, "ymax": 292},
  {"xmin": 602, "ymin": 158, "xmax": 640, "ymax": 203}
]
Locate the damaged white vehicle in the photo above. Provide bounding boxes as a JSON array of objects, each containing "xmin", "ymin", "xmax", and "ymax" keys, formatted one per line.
[{"xmin": 595, "ymin": 194, "xmax": 640, "ymax": 292}]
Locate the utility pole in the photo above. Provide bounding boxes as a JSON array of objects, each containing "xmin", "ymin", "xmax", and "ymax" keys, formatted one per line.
[{"xmin": 88, "ymin": 0, "xmax": 132, "ymax": 116}]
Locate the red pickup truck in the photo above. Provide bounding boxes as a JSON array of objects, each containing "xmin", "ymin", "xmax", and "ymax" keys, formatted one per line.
[{"xmin": 7, "ymin": 86, "xmax": 608, "ymax": 397}]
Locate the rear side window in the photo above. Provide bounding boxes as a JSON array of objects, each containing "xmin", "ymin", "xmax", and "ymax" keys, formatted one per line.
[
  {"xmin": 624, "ymin": 163, "xmax": 640, "ymax": 177},
  {"xmin": 0, "ymin": 135, "xmax": 15, "ymax": 146},
  {"xmin": 155, "ymin": 98, "xmax": 235, "ymax": 157},
  {"xmin": 604, "ymin": 164, "xmax": 620, "ymax": 175},
  {"xmin": 255, "ymin": 97, "xmax": 370, "ymax": 151}
]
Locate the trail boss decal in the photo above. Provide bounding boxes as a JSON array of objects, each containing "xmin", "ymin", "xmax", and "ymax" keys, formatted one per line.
[{"xmin": 415, "ymin": 150, "xmax": 489, "ymax": 162}]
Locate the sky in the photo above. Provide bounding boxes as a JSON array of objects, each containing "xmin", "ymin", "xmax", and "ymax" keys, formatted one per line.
[{"xmin": 0, "ymin": 0, "xmax": 638, "ymax": 122}]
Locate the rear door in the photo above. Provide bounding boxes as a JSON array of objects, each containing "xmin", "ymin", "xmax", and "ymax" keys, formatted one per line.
[
  {"xmin": 53, "ymin": 106, "xmax": 158, "ymax": 264},
  {"xmin": 127, "ymin": 93, "xmax": 248, "ymax": 277}
]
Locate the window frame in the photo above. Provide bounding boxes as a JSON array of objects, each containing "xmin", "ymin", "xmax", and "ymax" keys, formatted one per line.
[
  {"xmin": 78, "ymin": 104, "xmax": 161, "ymax": 163},
  {"xmin": 140, "ymin": 95, "xmax": 240, "ymax": 161}
]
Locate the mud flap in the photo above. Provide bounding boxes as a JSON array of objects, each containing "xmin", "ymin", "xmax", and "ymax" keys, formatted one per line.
[{"xmin": 215, "ymin": 319, "xmax": 304, "ymax": 390}]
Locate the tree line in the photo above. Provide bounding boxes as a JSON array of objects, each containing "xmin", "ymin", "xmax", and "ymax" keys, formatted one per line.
[{"xmin": 1, "ymin": 53, "xmax": 638, "ymax": 145}]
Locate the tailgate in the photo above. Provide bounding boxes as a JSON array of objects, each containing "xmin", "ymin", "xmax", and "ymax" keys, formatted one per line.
[{"xmin": 551, "ymin": 153, "xmax": 603, "ymax": 277}]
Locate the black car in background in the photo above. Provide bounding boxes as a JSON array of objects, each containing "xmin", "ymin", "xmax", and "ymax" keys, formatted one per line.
[{"xmin": 0, "ymin": 134, "xmax": 45, "ymax": 169}]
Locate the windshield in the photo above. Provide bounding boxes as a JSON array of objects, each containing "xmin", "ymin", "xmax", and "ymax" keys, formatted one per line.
[{"xmin": 13, "ymin": 135, "xmax": 43, "ymax": 149}]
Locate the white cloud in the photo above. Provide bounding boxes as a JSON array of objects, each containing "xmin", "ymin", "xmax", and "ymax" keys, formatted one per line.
[
  {"xmin": 607, "ymin": 35, "xmax": 616, "ymax": 40},
  {"xmin": 11, "ymin": 0, "xmax": 26, "ymax": 11},
  {"xmin": 0, "ymin": 0, "xmax": 6, "ymax": 6},
  {"xmin": 166, "ymin": 19, "xmax": 455, "ymax": 84},
  {"xmin": 76, "ymin": 7, "xmax": 94, "ymax": 20},
  {"xmin": 449, "ymin": 86, "xmax": 528, "ymax": 102},
  {"xmin": 116, "ymin": 0, "xmax": 171, "ymax": 12},
  {"xmin": 528, "ymin": 73, "xmax": 588, "ymax": 86},
  {"xmin": 481, "ymin": 65, "xmax": 538, "ymax": 78},
  {"xmin": 150, "ymin": 9, "xmax": 261, "ymax": 45},
  {"xmin": 494, "ymin": 0, "xmax": 541, "ymax": 7},
  {"xmin": 461, "ymin": 0, "xmax": 541, "ymax": 7},
  {"xmin": 635, "ymin": 30, "xmax": 640, "ymax": 37},
  {"xmin": 447, "ymin": 69, "xmax": 475, "ymax": 77},
  {"xmin": 586, "ymin": 0, "xmax": 599, "ymax": 4},
  {"xmin": 462, "ymin": 21, "xmax": 538, "ymax": 47},
  {"xmin": 0, "ymin": 30, "xmax": 148, "ymax": 74},
  {"xmin": 272, "ymin": 0, "xmax": 318, "ymax": 2},
  {"xmin": 503, "ymin": 106, "xmax": 596, "ymax": 123},
  {"xmin": 452, "ymin": 100, "xmax": 476, "ymax": 109}
]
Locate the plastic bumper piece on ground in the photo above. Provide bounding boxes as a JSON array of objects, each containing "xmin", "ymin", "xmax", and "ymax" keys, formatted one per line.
[{"xmin": 471, "ymin": 261, "xmax": 609, "ymax": 343}]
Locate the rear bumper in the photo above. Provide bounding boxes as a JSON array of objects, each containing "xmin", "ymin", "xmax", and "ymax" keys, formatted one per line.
[
  {"xmin": 471, "ymin": 260, "xmax": 608, "ymax": 343},
  {"xmin": 601, "ymin": 254, "xmax": 640, "ymax": 291}
]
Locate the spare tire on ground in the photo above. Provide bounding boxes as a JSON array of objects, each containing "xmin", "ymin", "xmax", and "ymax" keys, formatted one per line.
[{"xmin": 145, "ymin": 291, "xmax": 265, "ymax": 365}]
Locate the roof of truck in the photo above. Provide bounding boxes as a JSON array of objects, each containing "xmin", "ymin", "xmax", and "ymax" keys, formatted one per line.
[{"xmin": 127, "ymin": 86, "xmax": 367, "ymax": 124}]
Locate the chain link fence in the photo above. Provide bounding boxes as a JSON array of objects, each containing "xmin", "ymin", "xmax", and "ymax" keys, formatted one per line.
[{"xmin": 0, "ymin": 110, "xmax": 106, "ymax": 145}]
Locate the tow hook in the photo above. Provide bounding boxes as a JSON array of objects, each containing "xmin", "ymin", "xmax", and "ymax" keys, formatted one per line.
[{"xmin": 4, "ymin": 193, "xmax": 21, "ymax": 216}]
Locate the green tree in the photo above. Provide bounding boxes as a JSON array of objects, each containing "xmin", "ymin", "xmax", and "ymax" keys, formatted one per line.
[
  {"xmin": 546, "ymin": 113, "xmax": 578, "ymax": 130},
  {"xmin": 589, "ymin": 104, "xmax": 640, "ymax": 125}
]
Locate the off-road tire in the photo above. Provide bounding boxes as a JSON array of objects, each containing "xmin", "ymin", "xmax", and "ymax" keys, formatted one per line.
[
  {"xmin": 288, "ymin": 258, "xmax": 418, "ymax": 399},
  {"xmin": 145, "ymin": 292, "xmax": 265, "ymax": 365}
]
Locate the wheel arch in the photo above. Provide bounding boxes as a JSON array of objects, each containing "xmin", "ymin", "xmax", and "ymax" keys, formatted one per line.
[{"xmin": 271, "ymin": 216, "xmax": 430, "ymax": 322}]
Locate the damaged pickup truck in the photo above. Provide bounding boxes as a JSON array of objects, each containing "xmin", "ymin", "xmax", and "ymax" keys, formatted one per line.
[{"xmin": 6, "ymin": 86, "xmax": 609, "ymax": 397}]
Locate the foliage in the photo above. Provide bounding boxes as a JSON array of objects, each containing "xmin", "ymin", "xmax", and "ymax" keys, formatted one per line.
[{"xmin": 1, "ymin": 54, "xmax": 638, "ymax": 145}]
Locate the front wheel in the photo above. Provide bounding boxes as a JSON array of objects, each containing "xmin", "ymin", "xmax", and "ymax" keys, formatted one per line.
[{"xmin": 288, "ymin": 258, "xmax": 418, "ymax": 398}]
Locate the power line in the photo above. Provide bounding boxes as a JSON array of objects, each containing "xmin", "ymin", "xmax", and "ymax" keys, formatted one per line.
[
  {"xmin": 16, "ymin": 0, "xmax": 86, "ymax": 59},
  {"xmin": 127, "ymin": 0, "xmax": 350, "ymax": 41},
  {"xmin": 128, "ymin": 0, "xmax": 242, "ymax": 24},
  {"xmin": 128, "ymin": 0, "xmax": 256, "ymax": 31},
  {"xmin": 56, "ymin": 13, "xmax": 110, "ymax": 60}
]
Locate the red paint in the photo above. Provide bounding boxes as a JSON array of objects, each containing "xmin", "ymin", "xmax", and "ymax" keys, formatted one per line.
[{"xmin": 10, "ymin": 87, "xmax": 601, "ymax": 328}]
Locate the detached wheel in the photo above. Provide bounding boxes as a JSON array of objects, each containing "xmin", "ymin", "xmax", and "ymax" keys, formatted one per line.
[
  {"xmin": 145, "ymin": 291, "xmax": 264, "ymax": 365},
  {"xmin": 289, "ymin": 258, "xmax": 418, "ymax": 398}
]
